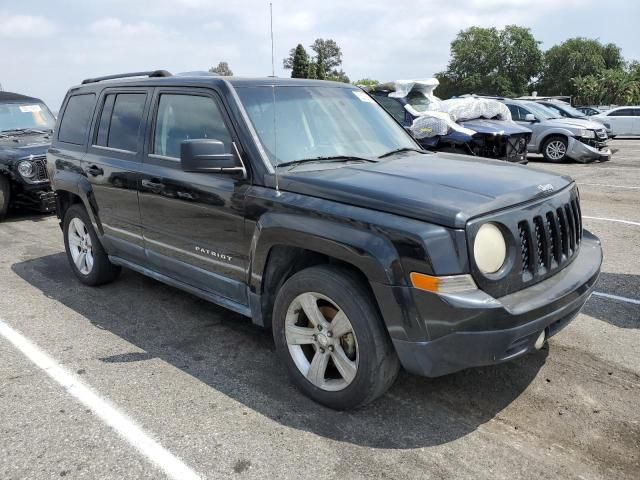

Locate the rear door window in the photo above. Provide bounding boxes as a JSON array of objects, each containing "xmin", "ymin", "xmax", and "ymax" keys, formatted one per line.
[
  {"xmin": 58, "ymin": 94, "xmax": 96, "ymax": 145},
  {"xmin": 608, "ymin": 108, "xmax": 632, "ymax": 116},
  {"xmin": 104, "ymin": 93, "xmax": 146, "ymax": 152}
]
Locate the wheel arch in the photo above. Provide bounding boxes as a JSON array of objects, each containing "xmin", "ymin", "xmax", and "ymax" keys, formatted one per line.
[
  {"xmin": 248, "ymin": 213, "xmax": 405, "ymax": 329},
  {"xmin": 52, "ymin": 171, "xmax": 103, "ymax": 234},
  {"xmin": 538, "ymin": 131, "xmax": 570, "ymax": 153}
]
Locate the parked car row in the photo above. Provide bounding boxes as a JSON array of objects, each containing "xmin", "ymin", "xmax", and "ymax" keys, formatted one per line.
[
  {"xmin": 365, "ymin": 81, "xmax": 613, "ymax": 165},
  {"xmin": 26, "ymin": 71, "xmax": 603, "ymax": 409}
]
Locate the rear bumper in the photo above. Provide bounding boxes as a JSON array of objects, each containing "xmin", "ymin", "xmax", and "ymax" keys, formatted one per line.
[{"xmin": 387, "ymin": 231, "xmax": 602, "ymax": 377}]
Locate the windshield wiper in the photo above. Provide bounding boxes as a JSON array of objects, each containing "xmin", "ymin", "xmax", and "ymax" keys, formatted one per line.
[
  {"xmin": 0, "ymin": 128, "xmax": 51, "ymax": 136},
  {"xmin": 377, "ymin": 147, "xmax": 426, "ymax": 158},
  {"xmin": 276, "ymin": 155, "xmax": 377, "ymax": 170}
]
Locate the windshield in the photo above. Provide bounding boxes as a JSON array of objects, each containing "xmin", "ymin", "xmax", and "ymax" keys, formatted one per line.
[
  {"xmin": 0, "ymin": 102, "xmax": 55, "ymax": 132},
  {"xmin": 524, "ymin": 102, "xmax": 560, "ymax": 120},
  {"xmin": 547, "ymin": 102, "xmax": 586, "ymax": 118},
  {"xmin": 235, "ymin": 86, "xmax": 417, "ymax": 166},
  {"xmin": 405, "ymin": 91, "xmax": 440, "ymax": 113}
]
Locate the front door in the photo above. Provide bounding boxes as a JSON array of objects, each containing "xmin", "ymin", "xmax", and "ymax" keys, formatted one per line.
[
  {"xmin": 83, "ymin": 88, "xmax": 151, "ymax": 263},
  {"xmin": 139, "ymin": 89, "xmax": 251, "ymax": 304}
]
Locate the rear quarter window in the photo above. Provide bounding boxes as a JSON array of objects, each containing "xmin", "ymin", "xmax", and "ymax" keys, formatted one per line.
[{"xmin": 58, "ymin": 94, "xmax": 96, "ymax": 145}]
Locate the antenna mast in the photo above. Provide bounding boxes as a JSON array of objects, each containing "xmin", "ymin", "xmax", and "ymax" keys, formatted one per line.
[{"xmin": 270, "ymin": 3, "xmax": 275, "ymax": 77}]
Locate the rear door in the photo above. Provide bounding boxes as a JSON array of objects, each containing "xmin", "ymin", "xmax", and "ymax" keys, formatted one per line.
[
  {"xmin": 139, "ymin": 88, "xmax": 251, "ymax": 305},
  {"xmin": 83, "ymin": 88, "xmax": 152, "ymax": 263},
  {"xmin": 633, "ymin": 108, "xmax": 640, "ymax": 135}
]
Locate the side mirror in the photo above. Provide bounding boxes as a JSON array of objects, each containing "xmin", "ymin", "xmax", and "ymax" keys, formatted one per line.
[
  {"xmin": 524, "ymin": 113, "xmax": 537, "ymax": 122},
  {"xmin": 180, "ymin": 139, "xmax": 245, "ymax": 175}
]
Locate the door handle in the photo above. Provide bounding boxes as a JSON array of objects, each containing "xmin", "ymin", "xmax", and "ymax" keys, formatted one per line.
[{"xmin": 87, "ymin": 165, "xmax": 104, "ymax": 176}]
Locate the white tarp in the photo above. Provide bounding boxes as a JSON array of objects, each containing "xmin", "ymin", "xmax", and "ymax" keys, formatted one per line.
[{"xmin": 390, "ymin": 77, "xmax": 511, "ymax": 138}]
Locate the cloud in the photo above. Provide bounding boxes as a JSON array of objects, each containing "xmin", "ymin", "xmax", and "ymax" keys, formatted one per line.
[
  {"xmin": 0, "ymin": 12, "xmax": 57, "ymax": 37},
  {"xmin": 88, "ymin": 17, "xmax": 163, "ymax": 37},
  {"xmin": 0, "ymin": 0, "xmax": 636, "ymax": 111}
]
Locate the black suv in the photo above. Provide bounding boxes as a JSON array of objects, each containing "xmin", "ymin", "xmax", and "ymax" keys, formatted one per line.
[
  {"xmin": 49, "ymin": 71, "xmax": 602, "ymax": 409},
  {"xmin": 0, "ymin": 91, "xmax": 56, "ymax": 220}
]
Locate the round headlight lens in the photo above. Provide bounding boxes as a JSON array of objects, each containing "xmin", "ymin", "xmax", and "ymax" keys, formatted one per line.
[
  {"xmin": 474, "ymin": 223, "xmax": 507, "ymax": 274},
  {"xmin": 17, "ymin": 160, "xmax": 35, "ymax": 178}
]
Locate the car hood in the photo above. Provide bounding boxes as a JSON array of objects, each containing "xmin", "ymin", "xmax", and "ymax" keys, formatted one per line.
[
  {"xmin": 543, "ymin": 118, "xmax": 605, "ymax": 130},
  {"xmin": 0, "ymin": 133, "xmax": 51, "ymax": 165},
  {"xmin": 459, "ymin": 118, "xmax": 532, "ymax": 135},
  {"xmin": 279, "ymin": 152, "xmax": 573, "ymax": 228}
]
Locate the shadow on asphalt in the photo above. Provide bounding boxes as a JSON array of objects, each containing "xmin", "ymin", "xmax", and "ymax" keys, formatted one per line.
[
  {"xmin": 2, "ymin": 208, "xmax": 54, "ymax": 223},
  {"xmin": 583, "ymin": 272, "xmax": 640, "ymax": 329},
  {"xmin": 13, "ymin": 252, "xmax": 548, "ymax": 449}
]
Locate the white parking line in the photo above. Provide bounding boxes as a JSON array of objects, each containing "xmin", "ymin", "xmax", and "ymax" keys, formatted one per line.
[
  {"xmin": 0, "ymin": 318, "xmax": 201, "ymax": 480},
  {"xmin": 583, "ymin": 216, "xmax": 640, "ymax": 227},
  {"xmin": 580, "ymin": 183, "xmax": 640, "ymax": 190},
  {"xmin": 592, "ymin": 292, "xmax": 640, "ymax": 306}
]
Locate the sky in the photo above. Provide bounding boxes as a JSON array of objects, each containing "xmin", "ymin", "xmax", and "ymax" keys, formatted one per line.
[{"xmin": 1, "ymin": 0, "xmax": 639, "ymax": 110}]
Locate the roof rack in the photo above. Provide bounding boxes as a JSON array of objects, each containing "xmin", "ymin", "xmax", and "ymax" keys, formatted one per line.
[{"xmin": 81, "ymin": 70, "xmax": 172, "ymax": 85}]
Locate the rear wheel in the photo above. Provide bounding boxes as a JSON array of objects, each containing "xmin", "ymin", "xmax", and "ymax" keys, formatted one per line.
[
  {"xmin": 542, "ymin": 136, "xmax": 568, "ymax": 163},
  {"xmin": 273, "ymin": 265, "xmax": 399, "ymax": 410},
  {"xmin": 63, "ymin": 204, "xmax": 120, "ymax": 286},
  {"xmin": 0, "ymin": 175, "xmax": 10, "ymax": 221}
]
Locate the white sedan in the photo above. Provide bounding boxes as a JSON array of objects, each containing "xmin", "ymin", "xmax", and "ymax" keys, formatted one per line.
[{"xmin": 591, "ymin": 106, "xmax": 640, "ymax": 136}]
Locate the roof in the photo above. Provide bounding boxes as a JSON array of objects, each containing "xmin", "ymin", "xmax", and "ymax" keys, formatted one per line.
[
  {"xmin": 71, "ymin": 72, "xmax": 354, "ymax": 90},
  {"xmin": 0, "ymin": 91, "xmax": 43, "ymax": 104}
]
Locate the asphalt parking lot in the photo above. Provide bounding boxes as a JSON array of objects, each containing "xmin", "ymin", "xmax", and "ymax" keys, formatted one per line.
[{"xmin": 1, "ymin": 139, "xmax": 638, "ymax": 480}]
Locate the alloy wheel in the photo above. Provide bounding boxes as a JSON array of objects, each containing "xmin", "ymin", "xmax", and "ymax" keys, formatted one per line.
[
  {"xmin": 285, "ymin": 292, "xmax": 359, "ymax": 391},
  {"xmin": 68, "ymin": 217, "xmax": 94, "ymax": 275},
  {"xmin": 546, "ymin": 140, "xmax": 567, "ymax": 160}
]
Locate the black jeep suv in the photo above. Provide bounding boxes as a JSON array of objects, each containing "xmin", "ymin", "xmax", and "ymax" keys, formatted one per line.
[
  {"xmin": 48, "ymin": 71, "xmax": 602, "ymax": 409},
  {"xmin": 0, "ymin": 91, "xmax": 56, "ymax": 220}
]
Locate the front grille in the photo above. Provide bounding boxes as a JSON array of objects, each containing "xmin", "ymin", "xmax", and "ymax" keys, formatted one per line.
[
  {"xmin": 20, "ymin": 155, "xmax": 49, "ymax": 183},
  {"xmin": 468, "ymin": 186, "xmax": 582, "ymax": 298},
  {"xmin": 517, "ymin": 198, "xmax": 582, "ymax": 280},
  {"xmin": 33, "ymin": 156, "xmax": 48, "ymax": 182},
  {"xmin": 505, "ymin": 134, "xmax": 529, "ymax": 161},
  {"xmin": 471, "ymin": 133, "xmax": 530, "ymax": 162}
]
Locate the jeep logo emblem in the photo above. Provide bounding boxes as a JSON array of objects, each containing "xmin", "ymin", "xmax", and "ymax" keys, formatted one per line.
[{"xmin": 537, "ymin": 184, "xmax": 554, "ymax": 193}]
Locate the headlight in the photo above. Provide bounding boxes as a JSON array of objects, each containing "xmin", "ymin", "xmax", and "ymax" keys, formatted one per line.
[
  {"xmin": 473, "ymin": 223, "xmax": 507, "ymax": 274},
  {"xmin": 579, "ymin": 129, "xmax": 595, "ymax": 139},
  {"xmin": 17, "ymin": 160, "xmax": 35, "ymax": 178}
]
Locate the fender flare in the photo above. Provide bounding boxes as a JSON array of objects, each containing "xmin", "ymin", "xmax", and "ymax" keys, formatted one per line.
[
  {"xmin": 248, "ymin": 212, "xmax": 406, "ymax": 294},
  {"xmin": 52, "ymin": 170, "xmax": 103, "ymax": 235}
]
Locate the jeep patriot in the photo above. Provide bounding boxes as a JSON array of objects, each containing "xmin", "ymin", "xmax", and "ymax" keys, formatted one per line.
[{"xmin": 48, "ymin": 71, "xmax": 602, "ymax": 409}]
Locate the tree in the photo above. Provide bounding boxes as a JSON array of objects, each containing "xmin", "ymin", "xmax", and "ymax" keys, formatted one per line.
[
  {"xmin": 537, "ymin": 38, "xmax": 624, "ymax": 95},
  {"xmin": 307, "ymin": 62, "xmax": 317, "ymax": 79},
  {"xmin": 309, "ymin": 38, "xmax": 342, "ymax": 72},
  {"xmin": 435, "ymin": 25, "xmax": 542, "ymax": 98},
  {"xmin": 354, "ymin": 78, "xmax": 379, "ymax": 87},
  {"xmin": 209, "ymin": 61, "xmax": 233, "ymax": 76},
  {"xmin": 290, "ymin": 44, "xmax": 309, "ymax": 78},
  {"xmin": 315, "ymin": 50, "xmax": 326, "ymax": 80},
  {"xmin": 327, "ymin": 69, "xmax": 350, "ymax": 83}
]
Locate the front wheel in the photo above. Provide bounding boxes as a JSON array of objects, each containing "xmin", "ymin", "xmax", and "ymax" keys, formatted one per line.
[
  {"xmin": 273, "ymin": 265, "xmax": 399, "ymax": 410},
  {"xmin": 63, "ymin": 204, "xmax": 121, "ymax": 286},
  {"xmin": 542, "ymin": 136, "xmax": 568, "ymax": 163}
]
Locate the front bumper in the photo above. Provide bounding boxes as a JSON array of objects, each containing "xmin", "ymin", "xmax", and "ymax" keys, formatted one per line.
[
  {"xmin": 567, "ymin": 137, "xmax": 611, "ymax": 163},
  {"xmin": 14, "ymin": 185, "xmax": 55, "ymax": 213},
  {"xmin": 390, "ymin": 231, "xmax": 602, "ymax": 377}
]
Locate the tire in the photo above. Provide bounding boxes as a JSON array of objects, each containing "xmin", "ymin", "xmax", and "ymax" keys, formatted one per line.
[
  {"xmin": 542, "ymin": 136, "xmax": 568, "ymax": 163},
  {"xmin": 0, "ymin": 174, "xmax": 10, "ymax": 221},
  {"xmin": 63, "ymin": 203, "xmax": 120, "ymax": 286},
  {"xmin": 272, "ymin": 265, "xmax": 400, "ymax": 410}
]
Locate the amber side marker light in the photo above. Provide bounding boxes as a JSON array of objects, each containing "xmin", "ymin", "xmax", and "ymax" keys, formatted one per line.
[{"xmin": 410, "ymin": 272, "xmax": 477, "ymax": 294}]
